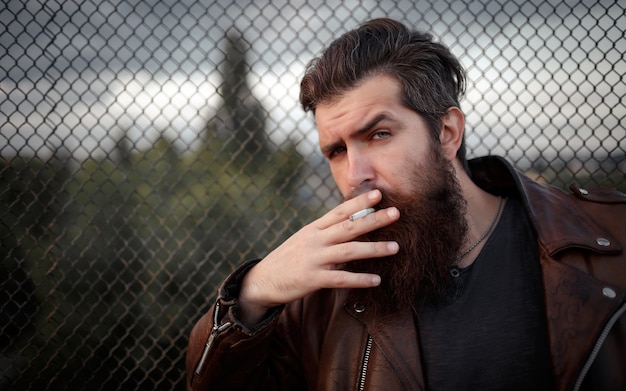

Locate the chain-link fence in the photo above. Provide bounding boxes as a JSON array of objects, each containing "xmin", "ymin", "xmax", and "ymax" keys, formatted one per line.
[{"xmin": 1, "ymin": 0, "xmax": 625, "ymax": 390}]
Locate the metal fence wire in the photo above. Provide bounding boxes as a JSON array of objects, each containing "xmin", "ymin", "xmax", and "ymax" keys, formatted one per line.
[{"xmin": 1, "ymin": 0, "xmax": 625, "ymax": 389}]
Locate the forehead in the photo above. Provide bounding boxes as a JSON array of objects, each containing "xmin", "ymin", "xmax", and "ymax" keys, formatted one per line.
[{"xmin": 315, "ymin": 74, "xmax": 404, "ymax": 137}]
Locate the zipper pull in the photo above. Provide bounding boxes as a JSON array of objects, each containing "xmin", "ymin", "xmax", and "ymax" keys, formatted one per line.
[{"xmin": 193, "ymin": 301, "xmax": 233, "ymax": 376}]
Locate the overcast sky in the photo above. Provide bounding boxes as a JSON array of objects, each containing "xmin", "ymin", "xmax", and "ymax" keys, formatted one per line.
[{"xmin": 1, "ymin": 0, "xmax": 624, "ymax": 168}]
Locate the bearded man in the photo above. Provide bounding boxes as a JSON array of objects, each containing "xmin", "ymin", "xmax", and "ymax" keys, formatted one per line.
[{"xmin": 186, "ymin": 18, "xmax": 626, "ymax": 390}]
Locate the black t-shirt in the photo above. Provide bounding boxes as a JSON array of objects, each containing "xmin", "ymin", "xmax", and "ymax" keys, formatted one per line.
[{"xmin": 417, "ymin": 198, "xmax": 555, "ymax": 390}]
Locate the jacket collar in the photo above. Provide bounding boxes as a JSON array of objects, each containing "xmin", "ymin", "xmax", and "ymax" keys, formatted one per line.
[{"xmin": 468, "ymin": 155, "xmax": 623, "ymax": 256}]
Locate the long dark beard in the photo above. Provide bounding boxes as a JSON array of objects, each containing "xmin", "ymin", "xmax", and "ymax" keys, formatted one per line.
[{"xmin": 344, "ymin": 148, "xmax": 467, "ymax": 317}]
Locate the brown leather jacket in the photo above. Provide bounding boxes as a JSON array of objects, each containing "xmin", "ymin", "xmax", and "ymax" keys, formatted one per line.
[{"xmin": 186, "ymin": 156, "xmax": 626, "ymax": 390}]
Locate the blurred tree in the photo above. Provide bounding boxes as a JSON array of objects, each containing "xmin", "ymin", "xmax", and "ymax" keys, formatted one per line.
[
  {"xmin": 211, "ymin": 30, "xmax": 273, "ymax": 176},
  {"xmin": 181, "ymin": 28, "xmax": 311, "ymax": 318},
  {"xmin": 3, "ymin": 29, "xmax": 314, "ymax": 391}
]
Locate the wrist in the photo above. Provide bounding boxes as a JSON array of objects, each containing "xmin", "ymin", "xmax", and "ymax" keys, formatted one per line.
[{"xmin": 237, "ymin": 274, "xmax": 273, "ymax": 327}]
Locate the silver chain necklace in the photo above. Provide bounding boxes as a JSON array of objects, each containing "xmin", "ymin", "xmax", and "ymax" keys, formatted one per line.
[{"xmin": 457, "ymin": 196, "xmax": 503, "ymax": 260}]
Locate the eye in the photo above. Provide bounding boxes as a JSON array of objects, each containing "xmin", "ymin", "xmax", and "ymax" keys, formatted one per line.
[
  {"xmin": 371, "ymin": 130, "xmax": 391, "ymax": 140},
  {"xmin": 327, "ymin": 146, "xmax": 346, "ymax": 159}
]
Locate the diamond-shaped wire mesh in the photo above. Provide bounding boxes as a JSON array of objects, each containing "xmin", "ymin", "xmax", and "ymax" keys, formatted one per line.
[{"xmin": 1, "ymin": 0, "xmax": 625, "ymax": 389}]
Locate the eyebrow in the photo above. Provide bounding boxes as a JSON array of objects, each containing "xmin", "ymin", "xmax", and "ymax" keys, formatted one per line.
[{"xmin": 320, "ymin": 113, "xmax": 391, "ymax": 156}]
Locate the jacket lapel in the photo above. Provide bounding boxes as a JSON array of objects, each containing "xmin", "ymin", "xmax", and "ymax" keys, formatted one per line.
[
  {"xmin": 520, "ymin": 174, "xmax": 625, "ymax": 390},
  {"xmin": 346, "ymin": 305, "xmax": 426, "ymax": 390}
]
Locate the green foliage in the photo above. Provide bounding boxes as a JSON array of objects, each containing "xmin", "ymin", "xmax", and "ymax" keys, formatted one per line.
[
  {"xmin": 0, "ymin": 156, "xmax": 69, "ymax": 348},
  {"xmin": 0, "ymin": 30, "xmax": 317, "ymax": 390}
]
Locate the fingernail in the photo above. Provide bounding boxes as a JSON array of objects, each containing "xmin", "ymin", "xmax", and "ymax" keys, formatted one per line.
[
  {"xmin": 372, "ymin": 275, "xmax": 381, "ymax": 285},
  {"xmin": 387, "ymin": 207, "xmax": 398, "ymax": 218},
  {"xmin": 368, "ymin": 189, "xmax": 380, "ymax": 200},
  {"xmin": 388, "ymin": 242, "xmax": 399, "ymax": 252}
]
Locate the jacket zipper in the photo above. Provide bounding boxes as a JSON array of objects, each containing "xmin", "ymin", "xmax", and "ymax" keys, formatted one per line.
[
  {"xmin": 193, "ymin": 301, "xmax": 232, "ymax": 377},
  {"xmin": 357, "ymin": 335, "xmax": 373, "ymax": 391},
  {"xmin": 572, "ymin": 302, "xmax": 626, "ymax": 391}
]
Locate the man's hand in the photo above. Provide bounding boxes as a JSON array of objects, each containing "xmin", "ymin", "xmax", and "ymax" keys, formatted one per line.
[{"xmin": 237, "ymin": 189, "xmax": 400, "ymax": 326}]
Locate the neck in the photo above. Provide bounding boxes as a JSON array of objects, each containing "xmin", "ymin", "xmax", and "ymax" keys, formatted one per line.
[{"xmin": 455, "ymin": 164, "xmax": 504, "ymax": 268}]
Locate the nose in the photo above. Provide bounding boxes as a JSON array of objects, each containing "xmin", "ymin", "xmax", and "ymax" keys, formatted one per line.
[{"xmin": 346, "ymin": 148, "xmax": 375, "ymax": 191}]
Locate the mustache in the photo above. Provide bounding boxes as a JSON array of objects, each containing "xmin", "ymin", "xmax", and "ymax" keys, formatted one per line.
[
  {"xmin": 345, "ymin": 182, "xmax": 388, "ymax": 204},
  {"xmin": 345, "ymin": 183, "xmax": 376, "ymax": 201}
]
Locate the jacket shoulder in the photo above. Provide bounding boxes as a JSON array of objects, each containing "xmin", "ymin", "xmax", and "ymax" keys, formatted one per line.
[
  {"xmin": 568, "ymin": 182, "xmax": 626, "ymax": 204},
  {"xmin": 468, "ymin": 155, "xmax": 626, "ymax": 258},
  {"xmin": 520, "ymin": 172, "xmax": 626, "ymax": 255}
]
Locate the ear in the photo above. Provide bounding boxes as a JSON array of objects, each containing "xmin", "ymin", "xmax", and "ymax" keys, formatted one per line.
[{"xmin": 439, "ymin": 107, "xmax": 465, "ymax": 162}]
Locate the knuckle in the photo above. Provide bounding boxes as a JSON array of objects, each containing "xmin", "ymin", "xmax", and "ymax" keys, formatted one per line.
[
  {"xmin": 341, "ymin": 219, "xmax": 357, "ymax": 232},
  {"xmin": 334, "ymin": 202, "xmax": 350, "ymax": 218},
  {"xmin": 332, "ymin": 272, "xmax": 351, "ymax": 287},
  {"xmin": 337, "ymin": 242, "xmax": 355, "ymax": 258}
]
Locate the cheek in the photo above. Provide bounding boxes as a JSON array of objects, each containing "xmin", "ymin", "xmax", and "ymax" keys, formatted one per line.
[
  {"xmin": 377, "ymin": 156, "xmax": 407, "ymax": 182},
  {"xmin": 381, "ymin": 158, "xmax": 421, "ymax": 196}
]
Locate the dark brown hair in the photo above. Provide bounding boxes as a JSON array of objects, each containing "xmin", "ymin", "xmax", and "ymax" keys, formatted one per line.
[{"xmin": 300, "ymin": 18, "xmax": 468, "ymax": 170}]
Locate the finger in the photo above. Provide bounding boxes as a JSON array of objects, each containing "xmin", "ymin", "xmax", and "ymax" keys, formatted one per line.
[
  {"xmin": 326, "ymin": 240, "xmax": 399, "ymax": 265},
  {"xmin": 310, "ymin": 240, "xmax": 399, "ymax": 274},
  {"xmin": 318, "ymin": 269, "xmax": 382, "ymax": 289}
]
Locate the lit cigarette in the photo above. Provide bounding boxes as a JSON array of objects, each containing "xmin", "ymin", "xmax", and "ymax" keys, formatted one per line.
[{"xmin": 349, "ymin": 208, "xmax": 375, "ymax": 221}]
